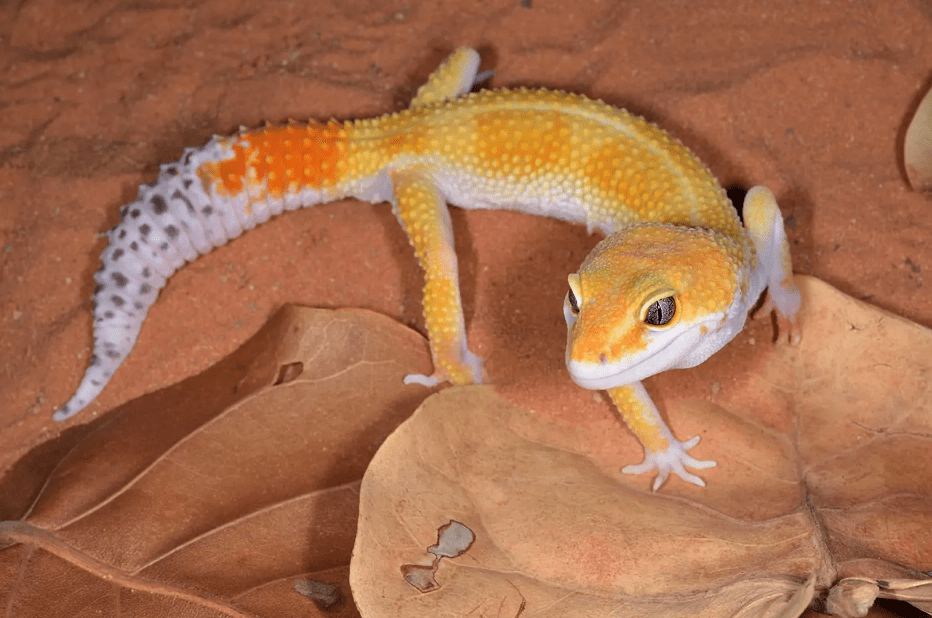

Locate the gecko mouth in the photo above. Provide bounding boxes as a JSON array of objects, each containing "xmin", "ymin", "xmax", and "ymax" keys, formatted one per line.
[
  {"xmin": 564, "ymin": 317, "xmax": 720, "ymax": 390},
  {"xmin": 565, "ymin": 347, "xmax": 664, "ymax": 390}
]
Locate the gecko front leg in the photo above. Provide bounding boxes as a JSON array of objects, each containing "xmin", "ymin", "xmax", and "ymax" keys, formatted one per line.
[
  {"xmin": 742, "ymin": 186, "xmax": 802, "ymax": 344},
  {"xmin": 390, "ymin": 167, "xmax": 484, "ymax": 387},
  {"xmin": 607, "ymin": 382, "xmax": 716, "ymax": 491}
]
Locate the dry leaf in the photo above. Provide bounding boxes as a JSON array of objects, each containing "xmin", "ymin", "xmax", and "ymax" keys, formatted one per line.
[
  {"xmin": 0, "ymin": 306, "xmax": 433, "ymax": 618},
  {"xmin": 825, "ymin": 577, "xmax": 932, "ymax": 617},
  {"xmin": 351, "ymin": 276, "xmax": 932, "ymax": 618},
  {"xmin": 905, "ymin": 81, "xmax": 932, "ymax": 192}
]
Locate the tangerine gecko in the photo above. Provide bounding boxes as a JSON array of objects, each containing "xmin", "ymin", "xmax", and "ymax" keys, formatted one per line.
[{"xmin": 52, "ymin": 47, "xmax": 801, "ymax": 490}]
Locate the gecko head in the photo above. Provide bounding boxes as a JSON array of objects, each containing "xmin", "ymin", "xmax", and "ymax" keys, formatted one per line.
[{"xmin": 563, "ymin": 224, "xmax": 747, "ymax": 390}]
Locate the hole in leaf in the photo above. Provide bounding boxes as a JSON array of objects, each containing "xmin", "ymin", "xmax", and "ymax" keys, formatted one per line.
[
  {"xmin": 428, "ymin": 520, "xmax": 475, "ymax": 558},
  {"xmin": 274, "ymin": 361, "xmax": 304, "ymax": 385},
  {"xmin": 400, "ymin": 563, "xmax": 439, "ymax": 593}
]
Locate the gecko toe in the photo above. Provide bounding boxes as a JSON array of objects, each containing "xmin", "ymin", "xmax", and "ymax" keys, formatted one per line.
[{"xmin": 622, "ymin": 434, "xmax": 716, "ymax": 491}]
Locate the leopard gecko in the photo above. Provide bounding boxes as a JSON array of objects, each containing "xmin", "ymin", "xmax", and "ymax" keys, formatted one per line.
[{"xmin": 52, "ymin": 47, "xmax": 801, "ymax": 490}]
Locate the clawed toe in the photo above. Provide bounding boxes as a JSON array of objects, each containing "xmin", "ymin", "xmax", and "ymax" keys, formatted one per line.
[{"xmin": 622, "ymin": 435, "xmax": 716, "ymax": 491}]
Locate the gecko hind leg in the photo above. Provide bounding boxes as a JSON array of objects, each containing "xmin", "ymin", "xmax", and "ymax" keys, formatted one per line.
[{"xmin": 410, "ymin": 47, "xmax": 482, "ymax": 108}]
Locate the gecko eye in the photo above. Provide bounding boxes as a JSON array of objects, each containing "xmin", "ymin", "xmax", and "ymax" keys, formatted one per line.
[
  {"xmin": 644, "ymin": 296, "xmax": 676, "ymax": 326},
  {"xmin": 567, "ymin": 287, "xmax": 580, "ymax": 314},
  {"xmin": 566, "ymin": 274, "xmax": 582, "ymax": 315}
]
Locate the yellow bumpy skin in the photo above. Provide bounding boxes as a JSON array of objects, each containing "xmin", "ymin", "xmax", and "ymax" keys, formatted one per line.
[{"xmin": 54, "ymin": 48, "xmax": 801, "ymax": 492}]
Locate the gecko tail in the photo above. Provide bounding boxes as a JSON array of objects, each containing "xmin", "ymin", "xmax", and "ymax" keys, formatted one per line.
[
  {"xmin": 53, "ymin": 125, "xmax": 352, "ymax": 421},
  {"xmin": 52, "ymin": 321, "xmax": 144, "ymax": 421},
  {"xmin": 52, "ymin": 144, "xmax": 224, "ymax": 421}
]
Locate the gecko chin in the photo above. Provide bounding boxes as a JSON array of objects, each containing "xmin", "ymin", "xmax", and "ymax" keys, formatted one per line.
[{"xmin": 566, "ymin": 343, "xmax": 680, "ymax": 390}]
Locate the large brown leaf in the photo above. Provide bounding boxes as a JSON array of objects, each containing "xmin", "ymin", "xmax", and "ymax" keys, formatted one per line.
[
  {"xmin": 351, "ymin": 276, "xmax": 932, "ymax": 618},
  {"xmin": 905, "ymin": 81, "xmax": 932, "ymax": 193},
  {"xmin": 0, "ymin": 306, "xmax": 433, "ymax": 618}
]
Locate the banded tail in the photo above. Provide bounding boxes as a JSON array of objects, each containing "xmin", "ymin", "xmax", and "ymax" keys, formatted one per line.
[{"xmin": 52, "ymin": 122, "xmax": 371, "ymax": 420}]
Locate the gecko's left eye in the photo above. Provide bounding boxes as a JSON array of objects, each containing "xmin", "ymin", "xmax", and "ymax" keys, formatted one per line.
[
  {"xmin": 644, "ymin": 296, "xmax": 676, "ymax": 326},
  {"xmin": 566, "ymin": 274, "xmax": 583, "ymax": 315},
  {"xmin": 567, "ymin": 287, "xmax": 580, "ymax": 314}
]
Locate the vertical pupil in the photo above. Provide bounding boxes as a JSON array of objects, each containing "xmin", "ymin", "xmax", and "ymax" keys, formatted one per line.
[{"xmin": 646, "ymin": 297, "xmax": 675, "ymax": 325}]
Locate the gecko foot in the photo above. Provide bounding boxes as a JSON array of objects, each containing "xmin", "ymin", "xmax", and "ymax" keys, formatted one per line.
[
  {"xmin": 775, "ymin": 313, "xmax": 801, "ymax": 346},
  {"xmin": 757, "ymin": 295, "xmax": 802, "ymax": 345},
  {"xmin": 622, "ymin": 435, "xmax": 717, "ymax": 491},
  {"xmin": 404, "ymin": 345, "xmax": 485, "ymax": 387},
  {"xmin": 403, "ymin": 372, "xmax": 443, "ymax": 387}
]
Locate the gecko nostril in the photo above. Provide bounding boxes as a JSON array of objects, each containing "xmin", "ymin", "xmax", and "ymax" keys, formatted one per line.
[{"xmin": 598, "ymin": 353, "xmax": 607, "ymax": 365}]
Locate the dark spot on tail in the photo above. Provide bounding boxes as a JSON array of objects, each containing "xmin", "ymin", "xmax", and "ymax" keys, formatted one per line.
[
  {"xmin": 140, "ymin": 283, "xmax": 152, "ymax": 294},
  {"xmin": 90, "ymin": 354, "xmax": 99, "ymax": 365},
  {"xmin": 112, "ymin": 248, "xmax": 125, "ymax": 261},
  {"xmin": 165, "ymin": 224, "xmax": 179, "ymax": 238},
  {"xmin": 130, "ymin": 241, "xmax": 139, "ymax": 251},
  {"xmin": 131, "ymin": 209, "xmax": 141, "ymax": 218},
  {"xmin": 105, "ymin": 349, "xmax": 121, "ymax": 359},
  {"xmin": 142, "ymin": 267, "xmax": 151, "ymax": 278},
  {"xmin": 104, "ymin": 310, "xmax": 114, "ymax": 319},
  {"xmin": 183, "ymin": 179, "xmax": 193, "ymax": 189},
  {"xmin": 151, "ymin": 195, "xmax": 168, "ymax": 214},
  {"xmin": 159, "ymin": 242, "xmax": 169, "ymax": 250},
  {"xmin": 111, "ymin": 272, "xmax": 129, "ymax": 288},
  {"xmin": 118, "ymin": 229, "xmax": 127, "ymax": 240},
  {"xmin": 202, "ymin": 205, "xmax": 213, "ymax": 216},
  {"xmin": 111, "ymin": 295, "xmax": 125, "ymax": 307},
  {"xmin": 139, "ymin": 224, "xmax": 151, "ymax": 237}
]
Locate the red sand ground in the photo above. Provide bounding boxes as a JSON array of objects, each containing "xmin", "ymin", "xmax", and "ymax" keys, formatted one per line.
[{"xmin": 2, "ymin": 1, "xmax": 931, "ymax": 478}]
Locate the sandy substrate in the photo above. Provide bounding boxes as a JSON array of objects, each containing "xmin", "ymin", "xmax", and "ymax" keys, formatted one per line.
[{"xmin": 2, "ymin": 0, "xmax": 931, "ymax": 478}]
